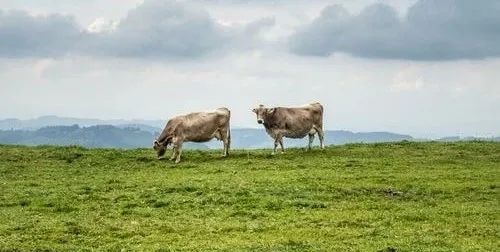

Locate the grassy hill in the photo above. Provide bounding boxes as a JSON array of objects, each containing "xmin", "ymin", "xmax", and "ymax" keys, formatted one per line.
[{"xmin": 0, "ymin": 142, "xmax": 498, "ymax": 251}]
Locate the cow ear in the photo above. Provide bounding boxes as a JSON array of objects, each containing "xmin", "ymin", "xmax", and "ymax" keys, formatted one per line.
[
  {"xmin": 252, "ymin": 108, "xmax": 257, "ymax": 113},
  {"xmin": 267, "ymin": 108, "xmax": 275, "ymax": 114}
]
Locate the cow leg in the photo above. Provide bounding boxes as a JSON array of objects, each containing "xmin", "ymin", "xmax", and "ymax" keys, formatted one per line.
[
  {"xmin": 220, "ymin": 129, "xmax": 229, "ymax": 157},
  {"xmin": 172, "ymin": 137, "xmax": 183, "ymax": 163},
  {"xmin": 169, "ymin": 146, "xmax": 177, "ymax": 161},
  {"xmin": 226, "ymin": 128, "xmax": 231, "ymax": 156},
  {"xmin": 272, "ymin": 138, "xmax": 279, "ymax": 155},
  {"xmin": 175, "ymin": 142, "xmax": 183, "ymax": 164},
  {"xmin": 316, "ymin": 127, "xmax": 325, "ymax": 149},
  {"xmin": 279, "ymin": 138, "xmax": 285, "ymax": 153},
  {"xmin": 222, "ymin": 138, "xmax": 229, "ymax": 157},
  {"xmin": 272, "ymin": 135, "xmax": 284, "ymax": 155},
  {"xmin": 308, "ymin": 133, "xmax": 315, "ymax": 150}
]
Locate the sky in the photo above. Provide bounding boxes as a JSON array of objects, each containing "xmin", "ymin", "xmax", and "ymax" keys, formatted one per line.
[{"xmin": 0, "ymin": 0, "xmax": 499, "ymax": 138}]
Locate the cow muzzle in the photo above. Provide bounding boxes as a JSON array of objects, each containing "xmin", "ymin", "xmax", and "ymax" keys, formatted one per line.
[{"xmin": 257, "ymin": 119, "xmax": 263, "ymax": 124}]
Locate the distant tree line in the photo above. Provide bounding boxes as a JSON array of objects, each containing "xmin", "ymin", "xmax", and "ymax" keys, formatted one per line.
[{"xmin": 2, "ymin": 124, "xmax": 496, "ymax": 149}]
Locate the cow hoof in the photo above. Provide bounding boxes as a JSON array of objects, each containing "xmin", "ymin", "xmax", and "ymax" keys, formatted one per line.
[
  {"xmin": 271, "ymin": 152, "xmax": 276, "ymax": 155},
  {"xmin": 157, "ymin": 156, "xmax": 164, "ymax": 160},
  {"xmin": 175, "ymin": 160, "xmax": 181, "ymax": 164}
]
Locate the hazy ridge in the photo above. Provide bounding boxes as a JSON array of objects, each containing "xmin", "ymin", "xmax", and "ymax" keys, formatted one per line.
[{"xmin": 0, "ymin": 116, "xmax": 497, "ymax": 149}]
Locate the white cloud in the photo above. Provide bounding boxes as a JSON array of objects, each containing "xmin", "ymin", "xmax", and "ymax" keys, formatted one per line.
[
  {"xmin": 32, "ymin": 58, "xmax": 57, "ymax": 78},
  {"xmin": 392, "ymin": 66, "xmax": 424, "ymax": 91},
  {"xmin": 86, "ymin": 18, "xmax": 117, "ymax": 33}
]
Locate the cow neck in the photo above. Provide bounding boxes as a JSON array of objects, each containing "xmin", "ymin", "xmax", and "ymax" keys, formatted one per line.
[
  {"xmin": 263, "ymin": 121, "xmax": 272, "ymax": 129},
  {"xmin": 263, "ymin": 110, "xmax": 277, "ymax": 129},
  {"xmin": 263, "ymin": 114, "xmax": 274, "ymax": 129},
  {"xmin": 157, "ymin": 130, "xmax": 172, "ymax": 146}
]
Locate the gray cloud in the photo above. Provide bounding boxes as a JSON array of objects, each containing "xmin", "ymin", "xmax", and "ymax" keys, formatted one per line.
[
  {"xmin": 81, "ymin": 1, "xmax": 225, "ymax": 58},
  {"xmin": 289, "ymin": 0, "xmax": 500, "ymax": 60},
  {"xmin": 0, "ymin": 10, "xmax": 81, "ymax": 57},
  {"xmin": 0, "ymin": 0, "xmax": 273, "ymax": 59}
]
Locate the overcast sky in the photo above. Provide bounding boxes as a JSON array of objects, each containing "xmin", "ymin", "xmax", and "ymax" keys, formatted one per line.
[{"xmin": 1, "ymin": 0, "xmax": 499, "ymax": 138}]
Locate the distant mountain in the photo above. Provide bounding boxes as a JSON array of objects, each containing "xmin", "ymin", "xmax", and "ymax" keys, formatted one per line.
[
  {"xmin": 201, "ymin": 128, "xmax": 414, "ymax": 149},
  {"xmin": 325, "ymin": 130, "xmax": 413, "ymax": 145},
  {"xmin": 115, "ymin": 124, "xmax": 161, "ymax": 134},
  {"xmin": 437, "ymin": 136, "xmax": 461, "ymax": 142},
  {"xmin": 0, "ymin": 124, "xmax": 414, "ymax": 149},
  {"xmin": 0, "ymin": 116, "xmax": 164, "ymax": 131},
  {"xmin": 0, "ymin": 125, "xmax": 208, "ymax": 149},
  {"xmin": 1, "ymin": 116, "xmax": 496, "ymax": 149},
  {"xmin": 437, "ymin": 136, "xmax": 500, "ymax": 142}
]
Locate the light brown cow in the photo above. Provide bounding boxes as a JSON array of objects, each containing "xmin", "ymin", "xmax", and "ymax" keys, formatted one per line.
[
  {"xmin": 252, "ymin": 102, "xmax": 324, "ymax": 154},
  {"xmin": 153, "ymin": 107, "xmax": 231, "ymax": 163}
]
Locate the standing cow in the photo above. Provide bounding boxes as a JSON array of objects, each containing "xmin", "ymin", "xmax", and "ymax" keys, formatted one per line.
[
  {"xmin": 252, "ymin": 102, "xmax": 325, "ymax": 154},
  {"xmin": 153, "ymin": 108, "xmax": 231, "ymax": 163}
]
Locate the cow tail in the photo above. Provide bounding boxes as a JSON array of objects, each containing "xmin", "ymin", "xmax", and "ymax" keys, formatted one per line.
[
  {"xmin": 227, "ymin": 110, "xmax": 231, "ymax": 153},
  {"xmin": 316, "ymin": 103, "xmax": 324, "ymax": 128}
]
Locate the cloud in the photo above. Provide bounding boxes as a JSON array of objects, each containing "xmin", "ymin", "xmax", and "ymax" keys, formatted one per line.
[
  {"xmin": 86, "ymin": 18, "xmax": 118, "ymax": 33},
  {"xmin": 81, "ymin": 0, "xmax": 226, "ymax": 58},
  {"xmin": 392, "ymin": 66, "xmax": 424, "ymax": 91},
  {"xmin": 289, "ymin": 0, "xmax": 500, "ymax": 60},
  {"xmin": 0, "ymin": 10, "xmax": 81, "ymax": 58},
  {"xmin": 3, "ymin": 0, "xmax": 499, "ymax": 61},
  {"xmin": 0, "ymin": 0, "xmax": 274, "ymax": 59}
]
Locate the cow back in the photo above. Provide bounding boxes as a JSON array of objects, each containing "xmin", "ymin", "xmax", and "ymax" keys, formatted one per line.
[{"xmin": 175, "ymin": 109, "xmax": 230, "ymax": 142}]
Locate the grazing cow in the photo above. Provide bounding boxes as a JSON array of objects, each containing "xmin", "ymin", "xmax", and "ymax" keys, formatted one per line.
[
  {"xmin": 153, "ymin": 108, "xmax": 231, "ymax": 163},
  {"xmin": 252, "ymin": 102, "xmax": 324, "ymax": 154}
]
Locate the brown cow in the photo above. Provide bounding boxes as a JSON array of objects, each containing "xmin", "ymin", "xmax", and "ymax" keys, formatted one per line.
[
  {"xmin": 252, "ymin": 102, "xmax": 324, "ymax": 154},
  {"xmin": 153, "ymin": 107, "xmax": 231, "ymax": 163}
]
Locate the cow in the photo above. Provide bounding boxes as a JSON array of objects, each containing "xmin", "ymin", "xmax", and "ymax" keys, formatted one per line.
[
  {"xmin": 252, "ymin": 102, "xmax": 325, "ymax": 154},
  {"xmin": 153, "ymin": 107, "xmax": 231, "ymax": 163}
]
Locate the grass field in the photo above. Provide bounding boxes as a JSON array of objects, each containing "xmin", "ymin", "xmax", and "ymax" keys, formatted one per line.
[{"xmin": 0, "ymin": 142, "xmax": 499, "ymax": 251}]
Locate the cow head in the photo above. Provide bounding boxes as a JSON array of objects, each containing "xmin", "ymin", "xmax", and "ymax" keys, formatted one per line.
[
  {"xmin": 252, "ymin": 104, "xmax": 275, "ymax": 125},
  {"xmin": 153, "ymin": 139, "xmax": 167, "ymax": 159}
]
